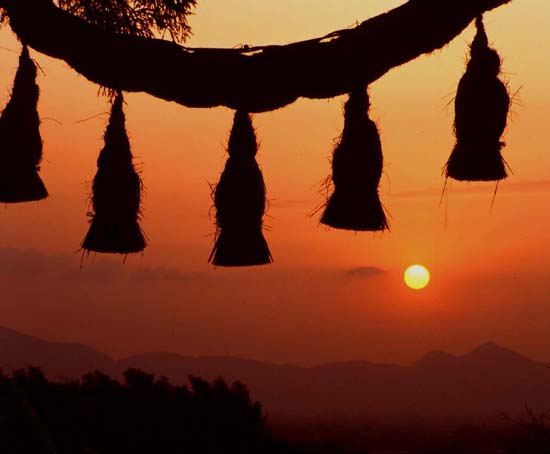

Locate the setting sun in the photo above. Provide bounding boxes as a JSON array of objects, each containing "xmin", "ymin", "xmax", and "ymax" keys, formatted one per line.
[{"xmin": 404, "ymin": 265, "xmax": 431, "ymax": 290}]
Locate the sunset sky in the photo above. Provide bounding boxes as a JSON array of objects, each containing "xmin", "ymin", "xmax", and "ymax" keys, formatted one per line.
[{"xmin": 0, "ymin": 0, "xmax": 549, "ymax": 366}]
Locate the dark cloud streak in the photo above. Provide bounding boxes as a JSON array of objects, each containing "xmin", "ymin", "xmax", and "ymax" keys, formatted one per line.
[
  {"xmin": 391, "ymin": 180, "xmax": 550, "ymax": 199},
  {"xmin": 345, "ymin": 266, "xmax": 386, "ymax": 278},
  {"xmin": 0, "ymin": 247, "xmax": 197, "ymax": 284}
]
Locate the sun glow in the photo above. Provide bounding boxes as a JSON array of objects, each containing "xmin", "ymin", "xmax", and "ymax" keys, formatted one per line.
[{"xmin": 404, "ymin": 265, "xmax": 431, "ymax": 290}]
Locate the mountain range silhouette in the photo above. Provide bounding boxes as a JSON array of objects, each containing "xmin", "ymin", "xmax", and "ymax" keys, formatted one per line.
[{"xmin": 2, "ymin": 325, "xmax": 549, "ymax": 421}]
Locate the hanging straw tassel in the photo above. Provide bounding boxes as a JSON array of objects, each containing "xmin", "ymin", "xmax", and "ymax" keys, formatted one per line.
[
  {"xmin": 320, "ymin": 86, "xmax": 388, "ymax": 231},
  {"xmin": 445, "ymin": 16, "xmax": 510, "ymax": 182},
  {"xmin": 82, "ymin": 91, "xmax": 146, "ymax": 255},
  {"xmin": 209, "ymin": 111, "xmax": 272, "ymax": 267},
  {"xmin": 0, "ymin": 45, "xmax": 48, "ymax": 203}
]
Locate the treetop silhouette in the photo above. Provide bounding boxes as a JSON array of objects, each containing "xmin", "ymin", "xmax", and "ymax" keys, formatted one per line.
[
  {"xmin": 0, "ymin": 0, "xmax": 513, "ymax": 266},
  {"xmin": 0, "ymin": 366, "xmax": 279, "ymax": 454}
]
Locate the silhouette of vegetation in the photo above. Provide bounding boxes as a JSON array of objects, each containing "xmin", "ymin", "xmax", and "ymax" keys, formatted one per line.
[
  {"xmin": 1, "ymin": 0, "xmax": 196, "ymax": 42},
  {"xmin": 0, "ymin": 367, "xmax": 282, "ymax": 454},
  {"xmin": 501, "ymin": 406, "xmax": 550, "ymax": 454},
  {"xmin": 3, "ymin": 364, "xmax": 550, "ymax": 453}
]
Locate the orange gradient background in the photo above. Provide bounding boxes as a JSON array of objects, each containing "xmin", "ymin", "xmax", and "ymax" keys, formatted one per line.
[{"xmin": 0, "ymin": 0, "xmax": 549, "ymax": 365}]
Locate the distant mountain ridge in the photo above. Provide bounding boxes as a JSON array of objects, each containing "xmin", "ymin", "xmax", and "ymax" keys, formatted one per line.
[
  {"xmin": 2, "ymin": 325, "xmax": 550, "ymax": 420},
  {"xmin": 0, "ymin": 325, "xmax": 113, "ymax": 378}
]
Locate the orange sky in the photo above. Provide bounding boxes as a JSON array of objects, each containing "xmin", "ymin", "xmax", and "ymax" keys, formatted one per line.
[{"xmin": 0, "ymin": 0, "xmax": 549, "ymax": 366}]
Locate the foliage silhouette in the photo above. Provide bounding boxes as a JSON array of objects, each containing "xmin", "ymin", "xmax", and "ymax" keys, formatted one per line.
[
  {"xmin": 501, "ymin": 406, "xmax": 550, "ymax": 454},
  {"xmin": 1, "ymin": 0, "xmax": 196, "ymax": 42},
  {"xmin": 0, "ymin": 367, "xmax": 283, "ymax": 454}
]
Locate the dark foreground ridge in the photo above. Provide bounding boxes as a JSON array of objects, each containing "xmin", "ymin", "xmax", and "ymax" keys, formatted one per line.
[{"xmin": 0, "ymin": 366, "xmax": 283, "ymax": 454}]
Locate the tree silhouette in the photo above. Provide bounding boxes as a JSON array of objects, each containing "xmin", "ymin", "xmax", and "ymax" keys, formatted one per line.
[
  {"xmin": 0, "ymin": 367, "xmax": 282, "ymax": 454},
  {"xmin": 501, "ymin": 406, "xmax": 550, "ymax": 454},
  {"xmin": 55, "ymin": 0, "xmax": 195, "ymax": 41}
]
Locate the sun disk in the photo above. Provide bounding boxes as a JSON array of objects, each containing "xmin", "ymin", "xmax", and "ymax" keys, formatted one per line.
[{"xmin": 404, "ymin": 265, "xmax": 430, "ymax": 290}]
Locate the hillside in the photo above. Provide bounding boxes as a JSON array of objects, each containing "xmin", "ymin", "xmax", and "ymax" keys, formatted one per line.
[{"xmin": 2, "ymin": 325, "xmax": 550, "ymax": 420}]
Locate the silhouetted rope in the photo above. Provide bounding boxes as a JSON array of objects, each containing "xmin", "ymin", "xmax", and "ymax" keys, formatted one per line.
[
  {"xmin": 0, "ymin": 0, "xmax": 512, "ymax": 112},
  {"xmin": 82, "ymin": 92, "xmax": 146, "ymax": 255},
  {"xmin": 209, "ymin": 111, "xmax": 272, "ymax": 267},
  {"xmin": 0, "ymin": 45, "xmax": 48, "ymax": 202},
  {"xmin": 445, "ymin": 16, "xmax": 510, "ymax": 182},
  {"xmin": 0, "ymin": 0, "xmax": 515, "ymax": 266},
  {"xmin": 321, "ymin": 87, "xmax": 388, "ymax": 232}
]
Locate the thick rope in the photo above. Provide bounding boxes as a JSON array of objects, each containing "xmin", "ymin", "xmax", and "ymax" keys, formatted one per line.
[{"xmin": 0, "ymin": 0, "xmax": 511, "ymax": 112}]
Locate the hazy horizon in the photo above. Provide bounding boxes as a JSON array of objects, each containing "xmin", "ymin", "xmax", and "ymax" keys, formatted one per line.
[{"xmin": 1, "ymin": 314, "xmax": 549, "ymax": 367}]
